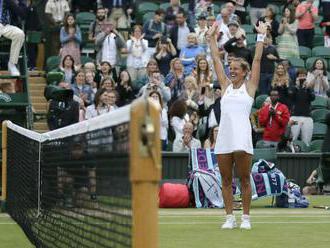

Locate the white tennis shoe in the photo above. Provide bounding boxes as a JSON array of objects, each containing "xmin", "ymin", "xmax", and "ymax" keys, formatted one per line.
[
  {"xmin": 240, "ymin": 214, "xmax": 251, "ymax": 230},
  {"xmin": 221, "ymin": 214, "xmax": 237, "ymax": 229}
]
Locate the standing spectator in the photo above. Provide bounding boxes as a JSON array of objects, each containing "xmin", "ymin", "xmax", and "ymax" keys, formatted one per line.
[
  {"xmin": 233, "ymin": 0, "xmax": 249, "ymax": 24},
  {"xmin": 284, "ymin": 0, "xmax": 301, "ymax": 12},
  {"xmin": 289, "ymin": 68, "xmax": 315, "ymax": 146},
  {"xmin": 95, "ymin": 21, "xmax": 126, "ymax": 66},
  {"xmin": 60, "ymin": 14, "xmax": 82, "ymax": 66},
  {"xmin": 258, "ymin": 88, "xmax": 291, "ymax": 148},
  {"xmin": 101, "ymin": 0, "xmax": 133, "ymax": 36},
  {"xmin": 258, "ymin": 35, "xmax": 279, "ymax": 95},
  {"xmin": 255, "ymin": 6, "xmax": 279, "ymax": 44},
  {"xmin": 249, "ymin": 0, "xmax": 269, "ymax": 26},
  {"xmin": 168, "ymin": 10, "xmax": 194, "ymax": 55},
  {"xmin": 116, "ymin": 70, "xmax": 135, "ymax": 106},
  {"xmin": 25, "ymin": 0, "xmax": 41, "ymax": 70},
  {"xmin": 57, "ymin": 55, "xmax": 76, "ymax": 85},
  {"xmin": 296, "ymin": 0, "xmax": 318, "ymax": 48},
  {"xmin": 169, "ymin": 98, "xmax": 189, "ymax": 139},
  {"xmin": 85, "ymin": 88, "xmax": 111, "ymax": 120},
  {"xmin": 216, "ymin": 2, "xmax": 239, "ymax": 23},
  {"xmin": 165, "ymin": 0, "xmax": 184, "ymax": 29},
  {"xmin": 0, "ymin": 0, "xmax": 26, "ymax": 76},
  {"xmin": 180, "ymin": 33, "xmax": 205, "ymax": 75},
  {"xmin": 154, "ymin": 37, "xmax": 177, "ymax": 76},
  {"xmin": 320, "ymin": 14, "xmax": 330, "ymax": 47},
  {"xmin": 126, "ymin": 25, "xmax": 149, "ymax": 82},
  {"xmin": 165, "ymin": 58, "xmax": 185, "ymax": 103},
  {"xmin": 173, "ymin": 122, "xmax": 201, "ymax": 152},
  {"xmin": 272, "ymin": 63, "xmax": 291, "ymax": 108},
  {"xmin": 72, "ymin": 70, "xmax": 94, "ymax": 106},
  {"xmin": 88, "ymin": 7, "xmax": 107, "ymax": 43},
  {"xmin": 195, "ymin": 14, "xmax": 209, "ymax": 50},
  {"xmin": 277, "ymin": 7, "xmax": 299, "ymax": 59},
  {"xmin": 192, "ymin": 57, "xmax": 213, "ymax": 89},
  {"xmin": 95, "ymin": 61, "xmax": 117, "ymax": 87},
  {"xmin": 195, "ymin": 0, "xmax": 215, "ymax": 18},
  {"xmin": 216, "ymin": 7, "xmax": 231, "ymax": 25},
  {"xmin": 224, "ymin": 28, "xmax": 252, "ymax": 65},
  {"xmin": 149, "ymin": 91, "xmax": 169, "ymax": 151},
  {"xmin": 306, "ymin": 59, "xmax": 329, "ymax": 97},
  {"xmin": 143, "ymin": 9, "xmax": 167, "ymax": 54},
  {"xmin": 45, "ymin": 0, "xmax": 70, "ymax": 56}
]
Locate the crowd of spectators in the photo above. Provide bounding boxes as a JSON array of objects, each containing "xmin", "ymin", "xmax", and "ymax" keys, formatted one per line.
[{"xmin": 2, "ymin": 0, "xmax": 330, "ymax": 152}]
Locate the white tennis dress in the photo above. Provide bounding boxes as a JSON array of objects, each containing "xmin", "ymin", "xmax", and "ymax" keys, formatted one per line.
[{"xmin": 214, "ymin": 83, "xmax": 254, "ymax": 155}]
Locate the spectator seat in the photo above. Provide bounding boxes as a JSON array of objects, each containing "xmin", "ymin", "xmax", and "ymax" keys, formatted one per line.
[
  {"xmin": 311, "ymin": 95, "xmax": 328, "ymax": 110},
  {"xmin": 311, "ymin": 109, "xmax": 330, "ymax": 123},
  {"xmin": 46, "ymin": 56, "xmax": 61, "ymax": 72},
  {"xmin": 310, "ymin": 139, "xmax": 323, "ymax": 152},
  {"xmin": 313, "ymin": 122, "xmax": 327, "ymax": 140},
  {"xmin": 299, "ymin": 46, "xmax": 311, "ymax": 60}
]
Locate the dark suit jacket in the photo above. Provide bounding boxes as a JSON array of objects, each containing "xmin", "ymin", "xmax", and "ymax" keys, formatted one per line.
[{"xmin": 169, "ymin": 24, "xmax": 194, "ymax": 52}]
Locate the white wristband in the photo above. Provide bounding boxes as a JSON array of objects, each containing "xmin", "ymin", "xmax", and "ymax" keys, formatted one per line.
[{"xmin": 257, "ymin": 34, "xmax": 266, "ymax": 42}]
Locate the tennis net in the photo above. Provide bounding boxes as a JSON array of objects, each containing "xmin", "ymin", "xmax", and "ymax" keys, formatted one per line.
[{"xmin": 2, "ymin": 100, "xmax": 161, "ymax": 248}]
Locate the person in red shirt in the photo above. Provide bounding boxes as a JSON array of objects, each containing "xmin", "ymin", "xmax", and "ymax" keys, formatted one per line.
[{"xmin": 258, "ymin": 88, "xmax": 290, "ymax": 148}]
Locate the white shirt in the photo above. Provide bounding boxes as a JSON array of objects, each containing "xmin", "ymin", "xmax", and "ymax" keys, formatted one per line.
[
  {"xmin": 85, "ymin": 104, "xmax": 111, "ymax": 120},
  {"xmin": 126, "ymin": 38, "xmax": 149, "ymax": 68},
  {"xmin": 102, "ymin": 33, "xmax": 117, "ymax": 67},
  {"xmin": 177, "ymin": 23, "xmax": 190, "ymax": 50},
  {"xmin": 160, "ymin": 108, "xmax": 169, "ymax": 140},
  {"xmin": 214, "ymin": 83, "xmax": 254, "ymax": 155},
  {"xmin": 45, "ymin": 0, "xmax": 70, "ymax": 23},
  {"xmin": 172, "ymin": 136, "xmax": 201, "ymax": 152}
]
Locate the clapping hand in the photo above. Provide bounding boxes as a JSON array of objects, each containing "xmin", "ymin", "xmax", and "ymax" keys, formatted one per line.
[
  {"xmin": 207, "ymin": 22, "xmax": 219, "ymax": 40},
  {"xmin": 255, "ymin": 21, "xmax": 268, "ymax": 35}
]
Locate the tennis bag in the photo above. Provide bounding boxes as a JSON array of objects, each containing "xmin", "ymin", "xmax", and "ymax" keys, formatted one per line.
[{"xmin": 159, "ymin": 183, "xmax": 190, "ymax": 208}]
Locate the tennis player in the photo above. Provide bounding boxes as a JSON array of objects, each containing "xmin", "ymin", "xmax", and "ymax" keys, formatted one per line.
[{"xmin": 208, "ymin": 21, "xmax": 267, "ymax": 229}]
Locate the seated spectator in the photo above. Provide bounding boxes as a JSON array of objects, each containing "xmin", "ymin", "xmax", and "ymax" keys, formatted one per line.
[
  {"xmin": 168, "ymin": 10, "xmax": 194, "ymax": 55},
  {"xmin": 180, "ymin": 33, "xmax": 205, "ymax": 75},
  {"xmin": 95, "ymin": 61, "xmax": 117, "ymax": 87},
  {"xmin": 84, "ymin": 62, "xmax": 97, "ymax": 74},
  {"xmin": 169, "ymin": 98, "xmax": 189, "ymax": 140},
  {"xmin": 149, "ymin": 91, "xmax": 169, "ymax": 151},
  {"xmin": 272, "ymin": 63, "xmax": 291, "ymax": 108},
  {"xmin": 85, "ymin": 71, "xmax": 97, "ymax": 99},
  {"xmin": 154, "ymin": 37, "xmax": 177, "ymax": 76},
  {"xmin": 57, "ymin": 55, "xmax": 76, "ymax": 85},
  {"xmin": 281, "ymin": 59, "xmax": 297, "ymax": 83},
  {"xmin": 277, "ymin": 7, "xmax": 299, "ymax": 59},
  {"xmin": 289, "ymin": 68, "xmax": 315, "ymax": 146},
  {"xmin": 0, "ymin": 0, "xmax": 26, "ymax": 76},
  {"xmin": 258, "ymin": 35, "xmax": 279, "ymax": 95},
  {"xmin": 223, "ymin": 29, "xmax": 252, "ymax": 65},
  {"xmin": 60, "ymin": 14, "xmax": 82, "ymax": 66},
  {"xmin": 203, "ymin": 126, "xmax": 218, "ymax": 149},
  {"xmin": 85, "ymin": 88, "xmax": 112, "ymax": 120},
  {"xmin": 251, "ymin": 97, "xmax": 271, "ymax": 147},
  {"xmin": 72, "ymin": 70, "xmax": 94, "ymax": 106},
  {"xmin": 195, "ymin": 14, "xmax": 209, "ymax": 50},
  {"xmin": 126, "ymin": 25, "xmax": 149, "ymax": 82},
  {"xmin": 143, "ymin": 9, "xmax": 167, "ymax": 54},
  {"xmin": 295, "ymin": 0, "xmax": 318, "ymax": 48},
  {"xmin": 254, "ymin": 6, "xmax": 279, "ymax": 45},
  {"xmin": 95, "ymin": 21, "xmax": 126, "ymax": 66},
  {"xmin": 258, "ymin": 88, "xmax": 291, "ymax": 148},
  {"xmin": 192, "ymin": 57, "xmax": 213, "ymax": 90},
  {"xmin": 138, "ymin": 71, "xmax": 171, "ymax": 105},
  {"xmin": 165, "ymin": 0, "xmax": 184, "ymax": 29},
  {"xmin": 181, "ymin": 76, "xmax": 199, "ymax": 112},
  {"xmin": 173, "ymin": 122, "xmax": 201, "ymax": 152},
  {"xmin": 88, "ymin": 7, "xmax": 107, "ymax": 43},
  {"xmin": 100, "ymin": 77, "xmax": 116, "ymax": 91},
  {"xmin": 107, "ymin": 90, "xmax": 119, "ymax": 110},
  {"xmin": 135, "ymin": 58, "xmax": 161, "ymax": 90},
  {"xmin": 45, "ymin": 0, "xmax": 70, "ymax": 56},
  {"xmin": 306, "ymin": 59, "xmax": 329, "ymax": 97},
  {"xmin": 205, "ymin": 85, "xmax": 222, "ymax": 128},
  {"xmin": 116, "ymin": 70, "xmax": 135, "ymax": 106},
  {"xmin": 165, "ymin": 58, "xmax": 186, "ymax": 104}
]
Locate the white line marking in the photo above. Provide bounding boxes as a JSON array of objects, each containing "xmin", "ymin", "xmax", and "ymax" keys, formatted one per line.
[
  {"xmin": 159, "ymin": 221, "xmax": 330, "ymax": 225},
  {"xmin": 160, "ymin": 215, "xmax": 329, "ymax": 218}
]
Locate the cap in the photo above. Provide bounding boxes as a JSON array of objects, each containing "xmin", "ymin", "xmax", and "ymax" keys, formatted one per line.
[{"xmin": 227, "ymin": 20, "xmax": 239, "ymax": 28}]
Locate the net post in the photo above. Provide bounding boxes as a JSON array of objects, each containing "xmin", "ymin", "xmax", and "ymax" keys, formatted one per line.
[
  {"xmin": 1, "ymin": 121, "xmax": 8, "ymax": 206},
  {"xmin": 130, "ymin": 98, "xmax": 162, "ymax": 248}
]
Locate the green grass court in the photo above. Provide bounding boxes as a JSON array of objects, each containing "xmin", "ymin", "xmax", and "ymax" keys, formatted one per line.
[{"xmin": 1, "ymin": 196, "xmax": 330, "ymax": 248}]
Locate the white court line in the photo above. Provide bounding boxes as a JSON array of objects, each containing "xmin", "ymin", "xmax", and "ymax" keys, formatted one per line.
[
  {"xmin": 159, "ymin": 221, "xmax": 330, "ymax": 225},
  {"xmin": 160, "ymin": 215, "xmax": 329, "ymax": 218}
]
